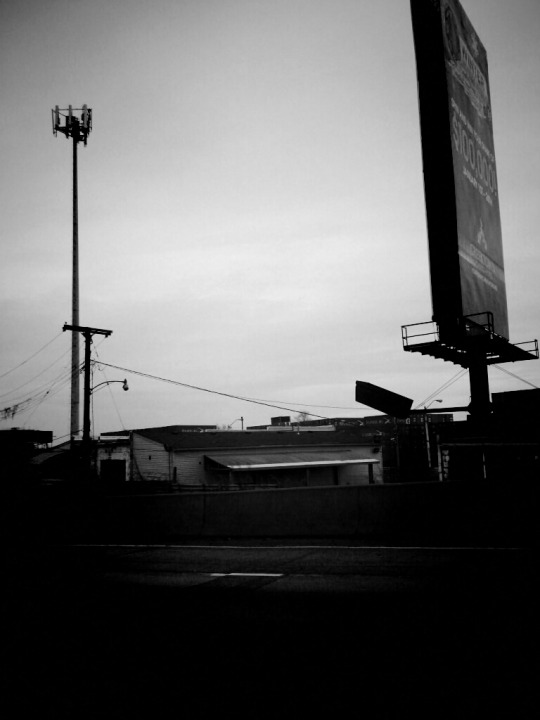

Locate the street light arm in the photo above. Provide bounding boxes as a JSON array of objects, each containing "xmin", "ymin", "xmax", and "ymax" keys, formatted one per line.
[
  {"xmin": 91, "ymin": 379, "xmax": 128, "ymax": 394},
  {"xmin": 227, "ymin": 417, "xmax": 244, "ymax": 430}
]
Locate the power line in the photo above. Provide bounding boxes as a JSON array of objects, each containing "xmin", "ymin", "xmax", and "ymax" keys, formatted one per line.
[
  {"xmin": 414, "ymin": 368, "xmax": 468, "ymax": 409},
  {"xmin": 414, "ymin": 363, "xmax": 539, "ymax": 412},
  {"xmin": 0, "ymin": 346, "xmax": 72, "ymax": 402},
  {"xmin": 1, "ymin": 362, "xmax": 82, "ymax": 422},
  {"xmin": 96, "ymin": 361, "xmax": 348, "ymax": 420},
  {"xmin": 492, "ymin": 365, "xmax": 539, "ymax": 389},
  {"xmin": 53, "ymin": 430, "xmax": 81, "ymax": 444},
  {"xmin": 0, "ymin": 332, "xmax": 63, "ymax": 380},
  {"xmin": 3, "ymin": 361, "xmax": 74, "ymax": 409},
  {"xmin": 92, "ymin": 349, "xmax": 126, "ymax": 431},
  {"xmin": 238, "ymin": 397, "xmax": 364, "ymax": 411},
  {"xmin": 12, "ymin": 368, "xmax": 74, "ymax": 420}
]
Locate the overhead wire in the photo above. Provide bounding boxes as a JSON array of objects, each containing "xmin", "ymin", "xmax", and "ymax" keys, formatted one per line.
[
  {"xmin": 0, "ymin": 345, "xmax": 72, "ymax": 401},
  {"xmin": 18, "ymin": 365, "xmax": 76, "ymax": 420},
  {"xmin": 1, "ymin": 361, "xmax": 82, "ymax": 422},
  {"xmin": 92, "ymin": 346, "xmax": 127, "ymax": 432},
  {"xmin": 96, "ymin": 361, "xmax": 346, "ymax": 420},
  {"xmin": 2, "ymin": 334, "xmax": 108, "ymax": 427},
  {"xmin": 52, "ymin": 430, "xmax": 80, "ymax": 444},
  {"xmin": 1, "ymin": 330, "xmax": 94, "ymax": 423},
  {"xmin": 13, "ymin": 335, "xmax": 537, "ymax": 433},
  {"xmin": 0, "ymin": 331, "xmax": 63, "ymax": 380},
  {"xmin": 492, "ymin": 364, "xmax": 539, "ymax": 389},
  {"xmin": 414, "ymin": 368, "xmax": 468, "ymax": 409},
  {"xmin": 414, "ymin": 361, "xmax": 539, "ymax": 412},
  {"xmin": 240, "ymin": 397, "xmax": 365, "ymax": 411}
]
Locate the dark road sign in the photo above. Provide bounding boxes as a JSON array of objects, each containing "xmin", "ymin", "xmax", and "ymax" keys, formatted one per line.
[{"xmin": 355, "ymin": 380, "xmax": 413, "ymax": 418}]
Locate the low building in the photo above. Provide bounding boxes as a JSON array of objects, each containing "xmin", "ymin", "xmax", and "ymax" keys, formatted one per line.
[
  {"xmin": 97, "ymin": 437, "xmax": 131, "ymax": 483},
  {"xmin": 437, "ymin": 389, "xmax": 540, "ymax": 482},
  {"xmin": 247, "ymin": 416, "xmax": 336, "ymax": 432},
  {"xmin": 263, "ymin": 414, "xmax": 454, "ymax": 482},
  {"xmin": 1, "ymin": 428, "xmax": 54, "ymax": 482},
  {"xmin": 100, "ymin": 425, "xmax": 382, "ymax": 490},
  {"xmin": 97, "ymin": 425, "xmax": 218, "ymax": 484}
]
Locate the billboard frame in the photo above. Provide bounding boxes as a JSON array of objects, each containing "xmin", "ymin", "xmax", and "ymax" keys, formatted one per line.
[
  {"xmin": 410, "ymin": 0, "xmax": 508, "ymax": 344},
  {"xmin": 407, "ymin": 0, "xmax": 537, "ymax": 421}
]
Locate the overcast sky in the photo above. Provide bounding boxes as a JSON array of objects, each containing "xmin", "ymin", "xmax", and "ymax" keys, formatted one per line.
[{"xmin": 1, "ymin": 0, "xmax": 539, "ymax": 442}]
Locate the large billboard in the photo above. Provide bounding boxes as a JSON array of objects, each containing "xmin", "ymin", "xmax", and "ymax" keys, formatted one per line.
[{"xmin": 410, "ymin": 0, "xmax": 509, "ymax": 340}]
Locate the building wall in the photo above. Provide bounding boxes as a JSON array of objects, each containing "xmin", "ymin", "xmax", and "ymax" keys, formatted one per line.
[
  {"xmin": 131, "ymin": 433, "xmax": 382, "ymax": 488},
  {"xmin": 132, "ymin": 434, "xmax": 171, "ymax": 482},
  {"xmin": 172, "ymin": 450, "xmax": 206, "ymax": 488},
  {"xmin": 132, "ymin": 441, "xmax": 216, "ymax": 486},
  {"xmin": 338, "ymin": 461, "xmax": 382, "ymax": 485},
  {"xmin": 172, "ymin": 455, "xmax": 382, "ymax": 490},
  {"xmin": 96, "ymin": 444, "xmax": 130, "ymax": 482},
  {"xmin": 34, "ymin": 480, "xmax": 539, "ymax": 546}
]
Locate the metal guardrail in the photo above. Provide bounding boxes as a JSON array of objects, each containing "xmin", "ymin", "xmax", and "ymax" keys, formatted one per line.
[
  {"xmin": 401, "ymin": 320, "xmax": 439, "ymax": 348},
  {"xmin": 513, "ymin": 339, "xmax": 539, "ymax": 358},
  {"xmin": 402, "ymin": 316, "xmax": 539, "ymax": 363}
]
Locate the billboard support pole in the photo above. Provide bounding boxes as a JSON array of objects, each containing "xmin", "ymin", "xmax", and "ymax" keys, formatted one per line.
[{"xmin": 468, "ymin": 352, "xmax": 491, "ymax": 423}]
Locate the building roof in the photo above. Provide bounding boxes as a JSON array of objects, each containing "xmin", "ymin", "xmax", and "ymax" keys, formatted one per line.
[
  {"xmin": 30, "ymin": 447, "xmax": 69, "ymax": 465},
  {"xmin": 205, "ymin": 448, "xmax": 379, "ymax": 471},
  {"xmin": 0, "ymin": 428, "xmax": 53, "ymax": 445},
  {"xmin": 101, "ymin": 424, "xmax": 217, "ymax": 438},
  {"xmin": 133, "ymin": 425, "xmax": 372, "ymax": 452}
]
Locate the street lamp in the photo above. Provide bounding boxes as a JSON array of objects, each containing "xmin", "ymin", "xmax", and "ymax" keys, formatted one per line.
[
  {"xmin": 92, "ymin": 379, "xmax": 129, "ymax": 394},
  {"xmin": 85, "ymin": 379, "xmax": 129, "ymax": 445},
  {"xmin": 228, "ymin": 417, "xmax": 244, "ymax": 430}
]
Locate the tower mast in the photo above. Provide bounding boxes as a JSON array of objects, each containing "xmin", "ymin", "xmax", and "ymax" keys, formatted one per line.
[{"xmin": 52, "ymin": 105, "xmax": 92, "ymax": 444}]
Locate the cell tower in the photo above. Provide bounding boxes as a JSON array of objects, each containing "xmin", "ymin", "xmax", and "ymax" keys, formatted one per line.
[{"xmin": 52, "ymin": 105, "xmax": 92, "ymax": 444}]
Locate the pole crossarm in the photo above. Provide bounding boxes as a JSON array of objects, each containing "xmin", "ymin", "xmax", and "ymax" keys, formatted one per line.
[
  {"xmin": 63, "ymin": 323, "xmax": 112, "ymax": 338},
  {"xmin": 62, "ymin": 324, "xmax": 113, "ymax": 450}
]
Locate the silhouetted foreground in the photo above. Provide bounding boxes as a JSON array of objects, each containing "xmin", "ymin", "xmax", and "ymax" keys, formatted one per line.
[
  {"xmin": 5, "ymin": 544, "xmax": 537, "ymax": 718},
  {"xmin": 5, "ymin": 476, "xmax": 539, "ymax": 547}
]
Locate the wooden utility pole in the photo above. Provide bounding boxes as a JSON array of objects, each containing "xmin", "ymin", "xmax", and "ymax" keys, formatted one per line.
[{"xmin": 63, "ymin": 324, "xmax": 112, "ymax": 466}]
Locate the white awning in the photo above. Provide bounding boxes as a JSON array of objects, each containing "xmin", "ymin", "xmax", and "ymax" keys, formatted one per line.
[{"xmin": 205, "ymin": 449, "xmax": 379, "ymax": 471}]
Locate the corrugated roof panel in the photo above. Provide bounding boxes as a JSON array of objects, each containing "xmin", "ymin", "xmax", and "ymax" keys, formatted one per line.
[{"xmin": 205, "ymin": 448, "xmax": 379, "ymax": 471}]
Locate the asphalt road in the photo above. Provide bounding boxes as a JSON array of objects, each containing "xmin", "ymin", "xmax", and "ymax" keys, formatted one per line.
[{"xmin": 5, "ymin": 543, "xmax": 538, "ymax": 719}]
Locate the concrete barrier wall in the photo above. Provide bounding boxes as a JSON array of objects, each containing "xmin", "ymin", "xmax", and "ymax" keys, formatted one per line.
[
  {"xmin": 202, "ymin": 486, "xmax": 360, "ymax": 537},
  {"xmin": 30, "ymin": 479, "xmax": 538, "ymax": 546}
]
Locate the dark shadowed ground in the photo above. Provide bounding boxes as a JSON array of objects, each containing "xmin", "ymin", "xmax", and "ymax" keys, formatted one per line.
[{"xmin": 5, "ymin": 542, "xmax": 538, "ymax": 719}]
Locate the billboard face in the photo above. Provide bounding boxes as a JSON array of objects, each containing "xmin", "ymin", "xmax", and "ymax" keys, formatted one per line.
[{"xmin": 411, "ymin": 0, "xmax": 509, "ymax": 340}]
